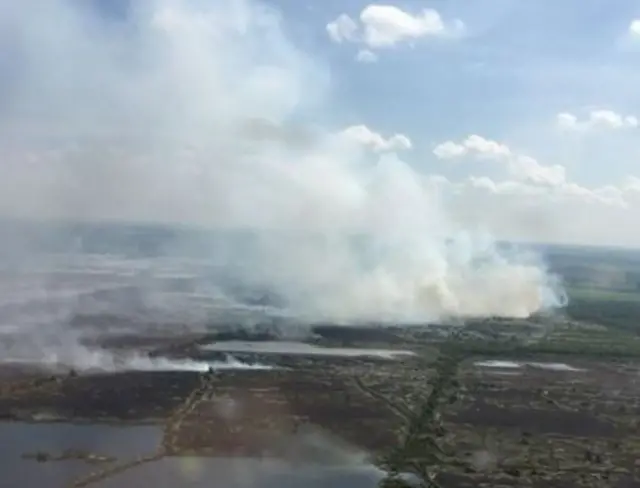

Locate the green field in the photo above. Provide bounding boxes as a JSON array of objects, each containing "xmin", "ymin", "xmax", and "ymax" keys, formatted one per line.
[{"xmin": 567, "ymin": 286, "xmax": 640, "ymax": 303}]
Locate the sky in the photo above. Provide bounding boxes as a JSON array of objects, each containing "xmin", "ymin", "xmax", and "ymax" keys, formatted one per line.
[
  {"xmin": 2, "ymin": 0, "xmax": 640, "ymax": 248},
  {"xmin": 279, "ymin": 0, "xmax": 640, "ymax": 247}
]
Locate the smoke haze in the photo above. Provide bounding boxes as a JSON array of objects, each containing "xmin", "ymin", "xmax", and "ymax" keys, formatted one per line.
[{"xmin": 0, "ymin": 0, "xmax": 567, "ymax": 368}]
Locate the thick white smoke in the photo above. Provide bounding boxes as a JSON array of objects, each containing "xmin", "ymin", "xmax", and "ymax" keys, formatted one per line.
[{"xmin": 0, "ymin": 0, "xmax": 565, "ymax": 347}]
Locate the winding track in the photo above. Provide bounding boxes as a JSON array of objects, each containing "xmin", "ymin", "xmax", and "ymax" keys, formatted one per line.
[
  {"xmin": 70, "ymin": 371, "xmax": 218, "ymax": 487},
  {"xmin": 351, "ymin": 376, "xmax": 413, "ymax": 424}
]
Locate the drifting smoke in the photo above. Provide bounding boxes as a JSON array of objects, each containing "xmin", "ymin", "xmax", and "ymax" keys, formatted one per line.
[
  {"xmin": 4, "ymin": 347, "xmax": 273, "ymax": 373},
  {"xmin": 0, "ymin": 0, "xmax": 566, "ymax": 366}
]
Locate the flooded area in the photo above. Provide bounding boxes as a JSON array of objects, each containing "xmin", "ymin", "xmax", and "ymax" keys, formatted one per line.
[
  {"xmin": 94, "ymin": 458, "xmax": 406, "ymax": 488},
  {"xmin": 483, "ymin": 370, "xmax": 523, "ymax": 376},
  {"xmin": 0, "ymin": 422, "xmax": 162, "ymax": 487},
  {"xmin": 0, "ymin": 420, "xmax": 416, "ymax": 488},
  {"xmin": 526, "ymin": 362, "xmax": 585, "ymax": 372},
  {"xmin": 199, "ymin": 341, "xmax": 415, "ymax": 360},
  {"xmin": 474, "ymin": 360, "xmax": 521, "ymax": 369},
  {"xmin": 474, "ymin": 360, "xmax": 585, "ymax": 372}
]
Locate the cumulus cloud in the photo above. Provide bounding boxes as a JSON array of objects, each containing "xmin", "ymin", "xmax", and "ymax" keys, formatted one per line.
[
  {"xmin": 433, "ymin": 134, "xmax": 511, "ymax": 160},
  {"xmin": 359, "ymin": 4, "xmax": 464, "ymax": 47},
  {"xmin": 338, "ymin": 125, "xmax": 411, "ymax": 152},
  {"xmin": 356, "ymin": 49, "xmax": 378, "ymax": 63},
  {"xmin": 326, "ymin": 13, "xmax": 359, "ymax": 43},
  {"xmin": 556, "ymin": 110, "xmax": 638, "ymax": 131},
  {"xmin": 623, "ymin": 175, "xmax": 640, "ymax": 192},
  {"xmin": 433, "ymin": 135, "xmax": 565, "ymax": 186},
  {"xmin": 435, "ymin": 172, "xmax": 639, "ymax": 247},
  {"xmin": 326, "ymin": 4, "xmax": 464, "ymax": 59},
  {"xmin": 427, "ymin": 125, "xmax": 640, "ymax": 245},
  {"xmin": 509, "ymin": 156, "xmax": 566, "ymax": 187}
]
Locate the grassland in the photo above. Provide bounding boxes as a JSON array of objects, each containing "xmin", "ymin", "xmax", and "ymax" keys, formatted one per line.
[{"xmin": 568, "ymin": 286, "xmax": 640, "ymax": 303}]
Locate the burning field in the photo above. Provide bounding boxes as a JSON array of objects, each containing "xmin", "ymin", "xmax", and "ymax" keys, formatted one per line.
[
  {"xmin": 0, "ymin": 242, "xmax": 638, "ymax": 488},
  {"xmin": 1, "ymin": 0, "xmax": 639, "ymax": 486},
  {"xmin": 3, "ymin": 318, "xmax": 640, "ymax": 488}
]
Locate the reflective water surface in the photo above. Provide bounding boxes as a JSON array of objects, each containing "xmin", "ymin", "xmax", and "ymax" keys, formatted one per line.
[
  {"xmin": 200, "ymin": 341, "xmax": 415, "ymax": 360},
  {"xmin": 0, "ymin": 422, "xmax": 162, "ymax": 487},
  {"xmin": 2, "ymin": 421, "xmax": 418, "ymax": 488},
  {"xmin": 475, "ymin": 360, "xmax": 585, "ymax": 372},
  {"xmin": 96, "ymin": 457, "xmax": 397, "ymax": 488}
]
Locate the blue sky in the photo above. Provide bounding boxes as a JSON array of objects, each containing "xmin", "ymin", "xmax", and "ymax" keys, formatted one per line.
[
  {"xmin": 2, "ymin": 0, "xmax": 640, "ymax": 247},
  {"xmin": 256, "ymin": 0, "xmax": 640, "ymax": 246},
  {"xmin": 266, "ymin": 0, "xmax": 640, "ymax": 184}
]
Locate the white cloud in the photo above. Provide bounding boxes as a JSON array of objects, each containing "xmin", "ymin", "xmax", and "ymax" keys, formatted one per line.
[
  {"xmin": 432, "ymin": 140, "xmax": 468, "ymax": 159},
  {"xmin": 427, "ymin": 127, "xmax": 640, "ymax": 245},
  {"xmin": 359, "ymin": 5, "xmax": 462, "ymax": 48},
  {"xmin": 433, "ymin": 135, "xmax": 565, "ymax": 186},
  {"xmin": 593, "ymin": 110, "xmax": 638, "ymax": 129},
  {"xmin": 461, "ymin": 134, "xmax": 511, "ymax": 159},
  {"xmin": 508, "ymin": 156, "xmax": 565, "ymax": 187},
  {"xmin": 556, "ymin": 110, "xmax": 638, "ymax": 131},
  {"xmin": 453, "ymin": 175, "xmax": 622, "ymax": 206},
  {"xmin": 356, "ymin": 49, "xmax": 378, "ymax": 63},
  {"xmin": 339, "ymin": 124, "xmax": 412, "ymax": 152},
  {"xmin": 629, "ymin": 19, "xmax": 640, "ymax": 38},
  {"xmin": 326, "ymin": 13, "xmax": 358, "ymax": 43},
  {"xmin": 433, "ymin": 134, "xmax": 511, "ymax": 160},
  {"xmin": 555, "ymin": 112, "xmax": 578, "ymax": 130},
  {"xmin": 623, "ymin": 175, "xmax": 640, "ymax": 192},
  {"xmin": 428, "ymin": 173, "xmax": 640, "ymax": 246},
  {"xmin": 326, "ymin": 4, "xmax": 463, "ymax": 58}
]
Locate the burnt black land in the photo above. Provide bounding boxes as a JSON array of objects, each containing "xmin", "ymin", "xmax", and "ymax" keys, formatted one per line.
[{"xmin": 5, "ymin": 322, "xmax": 640, "ymax": 488}]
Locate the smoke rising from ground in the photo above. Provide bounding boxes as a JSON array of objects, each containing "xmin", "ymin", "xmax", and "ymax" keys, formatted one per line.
[
  {"xmin": 4, "ymin": 348, "xmax": 274, "ymax": 374},
  {"xmin": 0, "ymin": 0, "xmax": 566, "ymax": 365}
]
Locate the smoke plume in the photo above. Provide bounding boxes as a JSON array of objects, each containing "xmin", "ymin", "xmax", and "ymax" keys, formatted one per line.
[{"xmin": 0, "ymin": 0, "xmax": 566, "ymax": 367}]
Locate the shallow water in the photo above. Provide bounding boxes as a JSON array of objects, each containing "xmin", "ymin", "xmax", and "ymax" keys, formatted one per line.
[
  {"xmin": 474, "ymin": 360, "xmax": 585, "ymax": 372},
  {"xmin": 0, "ymin": 422, "xmax": 162, "ymax": 488},
  {"xmin": 199, "ymin": 341, "xmax": 415, "ymax": 360},
  {"xmin": 95, "ymin": 458, "xmax": 404, "ymax": 488},
  {"xmin": 484, "ymin": 370, "xmax": 523, "ymax": 376},
  {"xmin": 474, "ymin": 360, "xmax": 521, "ymax": 369},
  {"xmin": 1, "ymin": 420, "xmax": 419, "ymax": 488},
  {"xmin": 527, "ymin": 362, "xmax": 585, "ymax": 372}
]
